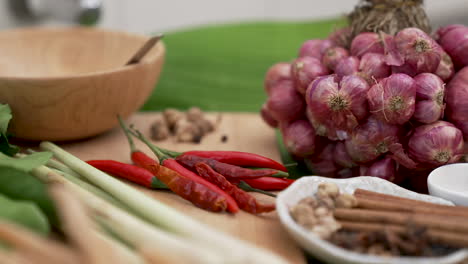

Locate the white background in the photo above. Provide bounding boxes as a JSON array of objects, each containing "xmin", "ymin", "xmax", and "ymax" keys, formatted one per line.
[{"xmin": 0, "ymin": 0, "xmax": 467, "ymax": 34}]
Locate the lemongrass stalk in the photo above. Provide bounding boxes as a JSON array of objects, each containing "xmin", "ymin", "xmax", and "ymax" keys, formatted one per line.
[
  {"xmin": 27, "ymin": 149, "xmax": 83, "ymax": 179},
  {"xmin": 40, "ymin": 141, "xmax": 288, "ymax": 264},
  {"xmin": 95, "ymin": 233, "xmax": 144, "ymax": 264},
  {"xmin": 31, "ymin": 165, "xmax": 224, "ymax": 264},
  {"xmin": 50, "ymin": 168, "xmax": 126, "ymax": 210}
]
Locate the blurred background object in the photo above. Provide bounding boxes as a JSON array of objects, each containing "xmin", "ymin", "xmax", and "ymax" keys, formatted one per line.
[
  {"xmin": 0, "ymin": 0, "xmax": 467, "ymax": 33},
  {"xmin": 5, "ymin": 0, "xmax": 102, "ymax": 27}
]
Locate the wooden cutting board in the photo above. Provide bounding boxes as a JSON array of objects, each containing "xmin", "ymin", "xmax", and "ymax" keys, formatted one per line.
[{"xmin": 59, "ymin": 112, "xmax": 306, "ymax": 264}]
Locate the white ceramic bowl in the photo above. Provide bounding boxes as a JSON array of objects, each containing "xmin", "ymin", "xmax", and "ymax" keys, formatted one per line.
[
  {"xmin": 428, "ymin": 163, "xmax": 468, "ymax": 206},
  {"xmin": 276, "ymin": 176, "xmax": 468, "ymax": 264}
]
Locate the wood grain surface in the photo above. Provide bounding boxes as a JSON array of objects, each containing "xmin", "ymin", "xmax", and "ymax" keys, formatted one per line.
[{"xmin": 59, "ymin": 112, "xmax": 305, "ymax": 264}]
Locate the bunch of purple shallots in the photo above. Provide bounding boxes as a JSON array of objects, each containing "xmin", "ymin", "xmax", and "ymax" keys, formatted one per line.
[{"xmin": 261, "ymin": 25, "xmax": 468, "ymax": 192}]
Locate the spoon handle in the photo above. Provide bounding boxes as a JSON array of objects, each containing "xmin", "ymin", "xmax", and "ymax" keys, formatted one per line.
[{"xmin": 126, "ymin": 34, "xmax": 163, "ymax": 65}]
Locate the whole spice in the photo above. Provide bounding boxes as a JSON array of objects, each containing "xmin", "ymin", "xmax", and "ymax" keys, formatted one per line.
[
  {"xmin": 195, "ymin": 163, "xmax": 275, "ymax": 214},
  {"xmin": 87, "ymin": 160, "xmax": 167, "ymax": 189},
  {"xmin": 176, "ymin": 155, "xmax": 279, "ymax": 180},
  {"xmin": 149, "ymin": 115, "xmax": 170, "ymax": 141}
]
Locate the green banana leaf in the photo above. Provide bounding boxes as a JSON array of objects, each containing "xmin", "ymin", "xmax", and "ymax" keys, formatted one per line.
[{"xmin": 142, "ymin": 18, "xmax": 345, "ymax": 112}]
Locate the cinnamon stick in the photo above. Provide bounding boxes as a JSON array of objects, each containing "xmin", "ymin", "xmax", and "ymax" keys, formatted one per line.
[
  {"xmin": 339, "ymin": 221, "xmax": 468, "ymax": 248},
  {"xmin": 355, "ymin": 196, "xmax": 468, "ymax": 218},
  {"xmin": 334, "ymin": 208, "xmax": 468, "ymax": 234},
  {"xmin": 354, "ymin": 189, "xmax": 468, "ymax": 214}
]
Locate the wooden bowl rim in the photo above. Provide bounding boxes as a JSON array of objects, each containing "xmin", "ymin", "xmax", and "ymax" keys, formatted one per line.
[{"xmin": 0, "ymin": 26, "xmax": 165, "ymax": 81}]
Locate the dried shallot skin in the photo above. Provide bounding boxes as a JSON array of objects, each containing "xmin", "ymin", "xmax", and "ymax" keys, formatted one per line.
[
  {"xmin": 435, "ymin": 51, "xmax": 455, "ymax": 82},
  {"xmin": 446, "ymin": 67, "xmax": 468, "ymax": 138},
  {"xmin": 367, "ymin": 73, "xmax": 416, "ymax": 125},
  {"xmin": 305, "ymin": 75, "xmax": 369, "ymax": 141},
  {"xmin": 345, "ymin": 116, "xmax": 400, "ymax": 164},
  {"xmin": 408, "ymin": 121, "xmax": 464, "ymax": 168},
  {"xmin": 386, "ymin": 28, "xmax": 443, "ymax": 76},
  {"xmin": 291, "ymin": 56, "xmax": 330, "ymax": 94},
  {"xmin": 350, "ymin": 32, "xmax": 385, "ymax": 58},
  {"xmin": 413, "ymin": 73, "xmax": 445, "ymax": 124},
  {"xmin": 436, "ymin": 24, "xmax": 468, "ymax": 69},
  {"xmin": 358, "ymin": 53, "xmax": 391, "ymax": 85}
]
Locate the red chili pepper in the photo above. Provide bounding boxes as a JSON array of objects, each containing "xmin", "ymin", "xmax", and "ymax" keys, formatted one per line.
[
  {"xmin": 176, "ymin": 155, "xmax": 279, "ymax": 180},
  {"xmin": 178, "ymin": 151, "xmax": 287, "ymax": 172},
  {"xmin": 87, "ymin": 160, "xmax": 167, "ymax": 189},
  {"xmin": 118, "ymin": 117, "xmax": 239, "ymax": 213},
  {"xmin": 150, "ymin": 162, "xmax": 228, "ymax": 212},
  {"xmin": 237, "ymin": 177, "xmax": 295, "ymax": 191},
  {"xmin": 195, "ymin": 162, "xmax": 275, "ymax": 214}
]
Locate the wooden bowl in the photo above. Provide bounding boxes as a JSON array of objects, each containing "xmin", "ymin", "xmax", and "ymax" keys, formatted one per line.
[{"xmin": 0, "ymin": 27, "xmax": 165, "ymax": 141}]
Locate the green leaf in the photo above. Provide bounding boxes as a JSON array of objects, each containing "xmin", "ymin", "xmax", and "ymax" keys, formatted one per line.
[
  {"xmin": 141, "ymin": 18, "xmax": 346, "ymax": 112},
  {"xmin": 0, "ymin": 134, "xmax": 19, "ymax": 156},
  {"xmin": 0, "ymin": 152, "xmax": 53, "ymax": 172},
  {"xmin": 0, "ymin": 167, "xmax": 58, "ymax": 227},
  {"xmin": 0, "ymin": 104, "xmax": 12, "ymax": 134},
  {"xmin": 0, "ymin": 194, "xmax": 50, "ymax": 235},
  {"xmin": 276, "ymin": 130, "xmax": 310, "ymax": 179},
  {"xmin": 0, "ymin": 104, "xmax": 18, "ymax": 156}
]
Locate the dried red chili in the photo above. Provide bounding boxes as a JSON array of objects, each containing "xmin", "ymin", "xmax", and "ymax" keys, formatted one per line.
[
  {"xmin": 195, "ymin": 162, "xmax": 275, "ymax": 214},
  {"xmin": 181, "ymin": 150, "xmax": 287, "ymax": 172},
  {"xmin": 151, "ymin": 162, "xmax": 228, "ymax": 212},
  {"xmin": 236, "ymin": 177, "xmax": 295, "ymax": 191},
  {"xmin": 176, "ymin": 155, "xmax": 279, "ymax": 180},
  {"xmin": 118, "ymin": 117, "xmax": 239, "ymax": 213},
  {"xmin": 87, "ymin": 160, "xmax": 167, "ymax": 189}
]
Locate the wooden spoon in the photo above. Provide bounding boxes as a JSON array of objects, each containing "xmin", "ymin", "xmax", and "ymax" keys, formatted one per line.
[{"xmin": 126, "ymin": 34, "xmax": 163, "ymax": 65}]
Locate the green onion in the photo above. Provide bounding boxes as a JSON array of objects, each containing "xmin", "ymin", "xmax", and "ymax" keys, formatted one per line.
[{"xmin": 40, "ymin": 141, "xmax": 287, "ymax": 264}]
